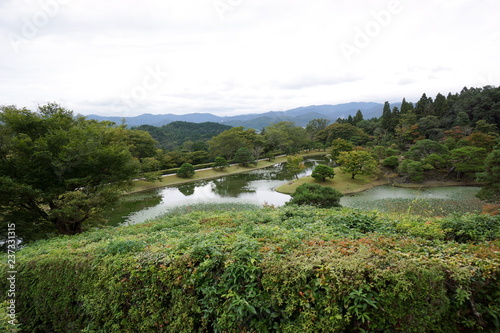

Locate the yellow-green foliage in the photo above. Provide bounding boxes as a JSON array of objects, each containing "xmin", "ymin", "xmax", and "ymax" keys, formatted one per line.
[{"xmin": 1, "ymin": 205, "xmax": 499, "ymax": 332}]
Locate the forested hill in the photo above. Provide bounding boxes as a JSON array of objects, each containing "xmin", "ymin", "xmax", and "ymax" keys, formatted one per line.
[{"xmin": 133, "ymin": 121, "xmax": 232, "ymax": 151}]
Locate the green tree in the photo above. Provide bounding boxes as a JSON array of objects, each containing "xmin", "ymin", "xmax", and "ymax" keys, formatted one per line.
[
  {"xmin": 476, "ymin": 146, "xmax": 500, "ymax": 203},
  {"xmin": 382, "ymin": 156, "xmax": 399, "ymax": 169},
  {"xmin": 380, "ymin": 101, "xmax": 394, "ymax": 132},
  {"xmin": 433, "ymin": 93, "xmax": 449, "ymax": 118},
  {"xmin": 405, "ymin": 139, "xmax": 449, "ymax": 160},
  {"xmin": 450, "ymin": 146, "xmax": 488, "ymax": 178},
  {"xmin": 286, "ymin": 155, "xmax": 305, "ymax": 179},
  {"xmin": 330, "ymin": 138, "xmax": 354, "ymax": 162},
  {"xmin": 208, "ymin": 127, "xmax": 253, "ymax": 160},
  {"xmin": 353, "ymin": 110, "xmax": 364, "ymax": 125},
  {"xmin": 337, "ymin": 150, "xmax": 378, "ymax": 179},
  {"xmin": 286, "ymin": 183, "xmax": 343, "ymax": 208},
  {"xmin": 233, "ymin": 147, "xmax": 256, "ymax": 167},
  {"xmin": 414, "ymin": 93, "xmax": 434, "ymax": 117},
  {"xmin": 455, "ymin": 111, "xmax": 471, "ymax": 127},
  {"xmin": 265, "ymin": 121, "xmax": 307, "ymax": 154},
  {"xmin": 306, "ymin": 118, "xmax": 330, "ymax": 138},
  {"xmin": 400, "ymin": 98, "xmax": 414, "ymax": 114},
  {"xmin": 473, "ymin": 120, "xmax": 498, "ymax": 135},
  {"xmin": 176, "ymin": 163, "xmax": 196, "ymax": 178},
  {"xmin": 0, "ymin": 104, "xmax": 141, "ymax": 237},
  {"xmin": 311, "ymin": 164, "xmax": 335, "ymax": 182},
  {"xmin": 398, "ymin": 160, "xmax": 424, "ymax": 182},
  {"xmin": 212, "ymin": 156, "xmax": 229, "ymax": 171},
  {"xmin": 316, "ymin": 123, "xmax": 369, "ymax": 146}
]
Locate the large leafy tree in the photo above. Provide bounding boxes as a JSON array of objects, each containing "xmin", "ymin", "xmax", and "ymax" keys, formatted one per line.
[
  {"xmin": 305, "ymin": 118, "xmax": 329, "ymax": 138},
  {"xmin": 0, "ymin": 104, "xmax": 143, "ymax": 237},
  {"xmin": 265, "ymin": 121, "xmax": 307, "ymax": 154},
  {"xmin": 337, "ymin": 150, "xmax": 378, "ymax": 179},
  {"xmin": 208, "ymin": 127, "xmax": 259, "ymax": 160},
  {"xmin": 316, "ymin": 123, "xmax": 369, "ymax": 146}
]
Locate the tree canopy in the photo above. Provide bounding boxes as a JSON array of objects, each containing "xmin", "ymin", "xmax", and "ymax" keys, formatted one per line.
[
  {"xmin": 337, "ymin": 150, "xmax": 378, "ymax": 179},
  {"xmin": 0, "ymin": 104, "xmax": 153, "ymax": 238},
  {"xmin": 311, "ymin": 164, "xmax": 335, "ymax": 182},
  {"xmin": 286, "ymin": 183, "xmax": 343, "ymax": 208}
]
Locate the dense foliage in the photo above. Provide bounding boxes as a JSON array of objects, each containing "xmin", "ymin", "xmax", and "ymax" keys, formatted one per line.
[
  {"xmin": 134, "ymin": 121, "xmax": 232, "ymax": 151},
  {"xmin": 2, "ymin": 204, "xmax": 499, "ymax": 332},
  {"xmin": 287, "ymin": 183, "xmax": 343, "ymax": 208},
  {"xmin": 176, "ymin": 163, "xmax": 196, "ymax": 178},
  {"xmin": 0, "ymin": 104, "xmax": 157, "ymax": 238},
  {"xmin": 311, "ymin": 164, "xmax": 335, "ymax": 182}
]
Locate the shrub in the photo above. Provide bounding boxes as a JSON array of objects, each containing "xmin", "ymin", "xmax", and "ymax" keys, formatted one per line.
[
  {"xmin": 212, "ymin": 156, "xmax": 229, "ymax": 171},
  {"xmin": 176, "ymin": 163, "xmax": 195, "ymax": 178},
  {"xmin": 311, "ymin": 164, "xmax": 335, "ymax": 182},
  {"xmin": 287, "ymin": 183, "xmax": 343, "ymax": 208},
  {"xmin": 382, "ymin": 155, "xmax": 399, "ymax": 169},
  {"xmin": 2, "ymin": 206, "xmax": 499, "ymax": 332},
  {"xmin": 440, "ymin": 213, "xmax": 500, "ymax": 243},
  {"xmin": 398, "ymin": 160, "xmax": 424, "ymax": 182}
]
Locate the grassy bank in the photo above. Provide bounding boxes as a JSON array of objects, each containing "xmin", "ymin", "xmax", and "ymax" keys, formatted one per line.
[
  {"xmin": 128, "ymin": 151, "xmax": 327, "ymax": 194},
  {"xmin": 275, "ymin": 167, "xmax": 390, "ymax": 195}
]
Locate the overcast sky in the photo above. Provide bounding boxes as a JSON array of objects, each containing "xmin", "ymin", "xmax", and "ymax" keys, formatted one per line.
[{"xmin": 1, "ymin": 0, "xmax": 499, "ymax": 117}]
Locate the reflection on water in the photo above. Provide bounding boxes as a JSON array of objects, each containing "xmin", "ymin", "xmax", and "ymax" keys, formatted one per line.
[
  {"xmin": 105, "ymin": 156, "xmax": 333, "ymax": 226},
  {"xmin": 100, "ymin": 155, "xmax": 483, "ymax": 226}
]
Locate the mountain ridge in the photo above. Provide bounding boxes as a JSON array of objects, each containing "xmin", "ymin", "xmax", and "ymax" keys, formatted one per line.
[{"xmin": 85, "ymin": 102, "xmax": 399, "ymax": 129}]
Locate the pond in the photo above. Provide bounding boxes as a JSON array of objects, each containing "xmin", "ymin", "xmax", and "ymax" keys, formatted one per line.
[
  {"xmin": 340, "ymin": 185, "xmax": 483, "ymax": 217},
  {"xmin": 101, "ymin": 156, "xmax": 484, "ymax": 226},
  {"xmin": 105, "ymin": 156, "xmax": 333, "ymax": 226}
]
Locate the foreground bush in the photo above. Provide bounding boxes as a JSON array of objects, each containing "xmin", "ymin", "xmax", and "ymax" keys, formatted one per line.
[{"xmin": 1, "ymin": 206, "xmax": 499, "ymax": 332}]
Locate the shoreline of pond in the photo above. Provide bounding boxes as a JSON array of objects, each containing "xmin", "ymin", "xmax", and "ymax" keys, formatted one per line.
[
  {"xmin": 125, "ymin": 151, "xmax": 328, "ymax": 195},
  {"xmin": 127, "ymin": 151, "xmax": 484, "ymax": 198},
  {"xmin": 274, "ymin": 173, "xmax": 483, "ymax": 196}
]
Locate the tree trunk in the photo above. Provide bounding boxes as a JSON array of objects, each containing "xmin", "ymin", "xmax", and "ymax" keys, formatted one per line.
[{"xmin": 53, "ymin": 219, "xmax": 84, "ymax": 235}]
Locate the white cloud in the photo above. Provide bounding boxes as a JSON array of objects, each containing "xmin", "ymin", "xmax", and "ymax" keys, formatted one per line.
[{"xmin": 1, "ymin": 0, "xmax": 499, "ymax": 116}]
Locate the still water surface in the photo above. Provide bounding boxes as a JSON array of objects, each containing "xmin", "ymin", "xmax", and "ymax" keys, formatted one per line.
[{"xmin": 105, "ymin": 156, "xmax": 481, "ymax": 226}]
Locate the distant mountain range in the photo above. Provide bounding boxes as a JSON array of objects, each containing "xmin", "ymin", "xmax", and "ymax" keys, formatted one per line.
[{"xmin": 86, "ymin": 102, "xmax": 397, "ymax": 129}]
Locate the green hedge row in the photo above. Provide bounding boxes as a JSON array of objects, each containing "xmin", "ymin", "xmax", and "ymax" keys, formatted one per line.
[{"xmin": 2, "ymin": 206, "xmax": 499, "ymax": 332}]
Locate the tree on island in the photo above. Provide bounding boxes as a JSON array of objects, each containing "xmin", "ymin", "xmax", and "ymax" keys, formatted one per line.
[
  {"xmin": 0, "ymin": 104, "xmax": 153, "ymax": 236},
  {"xmin": 287, "ymin": 183, "xmax": 343, "ymax": 208},
  {"xmin": 311, "ymin": 164, "xmax": 335, "ymax": 182}
]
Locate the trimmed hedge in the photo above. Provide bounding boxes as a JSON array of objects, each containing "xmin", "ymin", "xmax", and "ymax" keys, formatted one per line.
[{"xmin": 2, "ymin": 206, "xmax": 499, "ymax": 332}]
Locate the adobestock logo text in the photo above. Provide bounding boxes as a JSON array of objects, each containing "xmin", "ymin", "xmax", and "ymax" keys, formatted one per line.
[{"xmin": 340, "ymin": 0, "xmax": 403, "ymax": 64}]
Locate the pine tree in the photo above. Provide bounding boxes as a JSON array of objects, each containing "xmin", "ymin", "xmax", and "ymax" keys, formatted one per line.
[
  {"xmin": 353, "ymin": 110, "xmax": 364, "ymax": 124},
  {"xmin": 401, "ymin": 98, "xmax": 414, "ymax": 114},
  {"xmin": 381, "ymin": 101, "xmax": 393, "ymax": 132}
]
